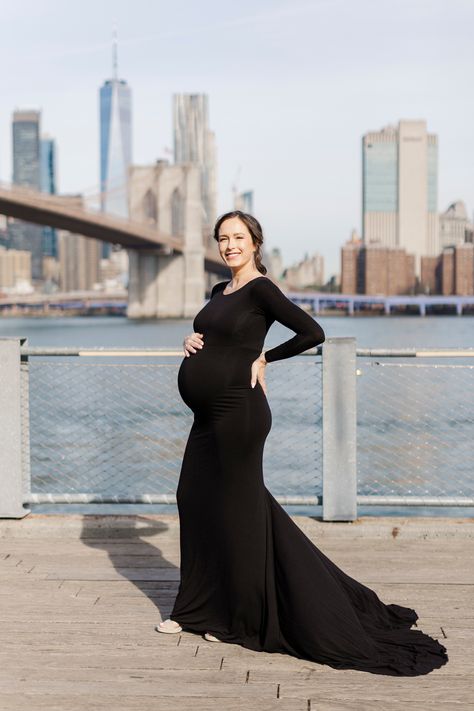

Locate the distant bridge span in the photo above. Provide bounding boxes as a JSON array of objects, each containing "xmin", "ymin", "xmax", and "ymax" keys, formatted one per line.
[
  {"xmin": 0, "ymin": 184, "xmax": 222, "ymax": 268},
  {"xmin": 0, "ymin": 176, "xmax": 229, "ymax": 318}
]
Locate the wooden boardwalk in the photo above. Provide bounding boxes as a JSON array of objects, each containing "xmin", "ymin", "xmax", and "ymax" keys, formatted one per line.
[{"xmin": 0, "ymin": 514, "xmax": 472, "ymax": 710}]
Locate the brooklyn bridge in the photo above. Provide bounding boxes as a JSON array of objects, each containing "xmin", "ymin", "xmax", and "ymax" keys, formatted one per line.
[{"xmin": 0, "ymin": 164, "xmax": 228, "ymax": 318}]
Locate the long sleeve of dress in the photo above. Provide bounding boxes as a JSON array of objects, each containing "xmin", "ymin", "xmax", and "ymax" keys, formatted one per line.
[{"xmin": 252, "ymin": 278, "xmax": 325, "ymax": 362}]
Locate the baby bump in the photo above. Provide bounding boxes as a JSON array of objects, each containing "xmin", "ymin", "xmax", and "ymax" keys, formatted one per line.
[{"xmin": 177, "ymin": 345, "xmax": 259, "ymax": 412}]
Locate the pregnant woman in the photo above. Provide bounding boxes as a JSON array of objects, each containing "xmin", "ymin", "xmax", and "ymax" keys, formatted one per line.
[{"xmin": 157, "ymin": 210, "xmax": 448, "ymax": 676}]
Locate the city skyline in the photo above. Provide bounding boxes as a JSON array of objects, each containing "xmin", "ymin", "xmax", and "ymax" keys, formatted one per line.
[{"xmin": 0, "ymin": 0, "xmax": 473, "ymax": 277}]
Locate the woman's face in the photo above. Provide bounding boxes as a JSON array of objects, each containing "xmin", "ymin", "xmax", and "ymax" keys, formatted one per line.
[{"xmin": 217, "ymin": 217, "xmax": 256, "ymax": 271}]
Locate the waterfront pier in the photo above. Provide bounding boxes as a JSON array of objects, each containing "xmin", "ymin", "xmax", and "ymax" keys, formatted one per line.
[
  {"xmin": 0, "ymin": 514, "xmax": 472, "ymax": 709},
  {"xmin": 1, "ymin": 336, "xmax": 473, "ymax": 707}
]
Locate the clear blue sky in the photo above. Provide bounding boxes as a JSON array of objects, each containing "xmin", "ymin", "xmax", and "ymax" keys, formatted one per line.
[{"xmin": 1, "ymin": 0, "xmax": 473, "ymax": 277}]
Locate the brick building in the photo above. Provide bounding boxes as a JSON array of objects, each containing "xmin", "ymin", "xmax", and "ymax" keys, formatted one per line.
[
  {"xmin": 341, "ymin": 237, "xmax": 415, "ymax": 295},
  {"xmin": 420, "ymin": 244, "xmax": 474, "ymax": 295}
]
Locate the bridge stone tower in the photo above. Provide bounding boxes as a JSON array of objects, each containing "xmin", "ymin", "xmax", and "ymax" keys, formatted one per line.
[{"xmin": 127, "ymin": 161, "xmax": 205, "ymax": 318}]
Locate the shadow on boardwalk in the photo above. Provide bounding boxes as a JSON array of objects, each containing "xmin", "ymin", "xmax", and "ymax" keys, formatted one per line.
[
  {"xmin": 79, "ymin": 516, "xmax": 178, "ymax": 624},
  {"xmin": 0, "ymin": 513, "xmax": 472, "ymax": 710}
]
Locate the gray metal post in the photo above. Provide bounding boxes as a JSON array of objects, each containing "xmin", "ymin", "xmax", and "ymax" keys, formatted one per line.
[
  {"xmin": 322, "ymin": 337, "xmax": 357, "ymax": 521},
  {"xmin": 0, "ymin": 338, "xmax": 30, "ymax": 518}
]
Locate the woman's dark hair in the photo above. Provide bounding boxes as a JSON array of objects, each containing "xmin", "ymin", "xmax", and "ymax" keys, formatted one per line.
[{"xmin": 213, "ymin": 210, "xmax": 267, "ymax": 275}]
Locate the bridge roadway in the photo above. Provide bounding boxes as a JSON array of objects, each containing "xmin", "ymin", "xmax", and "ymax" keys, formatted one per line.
[
  {"xmin": 0, "ymin": 290, "xmax": 127, "ymax": 309},
  {"xmin": 289, "ymin": 291, "xmax": 474, "ymax": 315},
  {"xmin": 0, "ymin": 514, "xmax": 471, "ymax": 709},
  {"xmin": 0, "ymin": 184, "xmax": 223, "ymax": 270}
]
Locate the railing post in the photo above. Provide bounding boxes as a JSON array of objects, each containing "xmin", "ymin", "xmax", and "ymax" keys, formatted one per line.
[
  {"xmin": 0, "ymin": 338, "xmax": 30, "ymax": 518},
  {"xmin": 322, "ymin": 337, "xmax": 357, "ymax": 521}
]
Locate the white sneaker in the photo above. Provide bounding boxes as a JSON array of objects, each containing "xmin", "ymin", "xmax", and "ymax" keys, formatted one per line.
[
  {"xmin": 156, "ymin": 619, "xmax": 182, "ymax": 634},
  {"xmin": 204, "ymin": 632, "xmax": 222, "ymax": 643}
]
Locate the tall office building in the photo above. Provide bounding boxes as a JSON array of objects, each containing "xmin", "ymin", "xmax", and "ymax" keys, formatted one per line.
[
  {"xmin": 40, "ymin": 135, "xmax": 57, "ymax": 257},
  {"xmin": 40, "ymin": 136, "xmax": 56, "ymax": 193},
  {"xmin": 99, "ymin": 31, "xmax": 132, "ymax": 258},
  {"xmin": 173, "ymin": 93, "xmax": 217, "ymax": 228},
  {"xmin": 12, "ymin": 110, "xmax": 41, "ymax": 187},
  {"xmin": 234, "ymin": 190, "xmax": 254, "ymax": 214},
  {"xmin": 0, "ymin": 246, "xmax": 32, "ymax": 290},
  {"xmin": 10, "ymin": 110, "xmax": 44, "ymax": 280},
  {"xmin": 362, "ymin": 120, "xmax": 438, "ymax": 276},
  {"xmin": 58, "ymin": 195, "xmax": 101, "ymax": 292}
]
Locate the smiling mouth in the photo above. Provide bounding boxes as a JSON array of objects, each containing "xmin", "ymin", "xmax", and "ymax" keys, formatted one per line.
[{"xmin": 226, "ymin": 253, "xmax": 241, "ymax": 258}]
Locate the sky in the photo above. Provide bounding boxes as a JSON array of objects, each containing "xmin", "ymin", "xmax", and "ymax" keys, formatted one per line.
[{"xmin": 1, "ymin": 0, "xmax": 473, "ymax": 278}]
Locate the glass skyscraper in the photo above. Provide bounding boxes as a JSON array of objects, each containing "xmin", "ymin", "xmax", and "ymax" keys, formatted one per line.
[
  {"xmin": 10, "ymin": 110, "xmax": 44, "ymax": 279},
  {"xmin": 234, "ymin": 190, "xmax": 254, "ymax": 214},
  {"xmin": 363, "ymin": 137, "xmax": 397, "ymax": 213},
  {"xmin": 40, "ymin": 136, "xmax": 57, "ymax": 257},
  {"xmin": 12, "ymin": 110, "xmax": 40, "ymax": 187},
  {"xmin": 362, "ymin": 120, "xmax": 439, "ymax": 275},
  {"xmin": 99, "ymin": 35, "xmax": 132, "ymax": 257}
]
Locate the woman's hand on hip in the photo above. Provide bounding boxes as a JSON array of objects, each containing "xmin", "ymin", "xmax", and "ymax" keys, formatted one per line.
[
  {"xmin": 183, "ymin": 332, "xmax": 204, "ymax": 357},
  {"xmin": 251, "ymin": 352, "xmax": 267, "ymax": 394}
]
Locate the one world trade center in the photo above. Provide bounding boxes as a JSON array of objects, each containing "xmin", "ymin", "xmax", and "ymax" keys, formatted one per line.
[{"xmin": 99, "ymin": 31, "xmax": 132, "ymax": 256}]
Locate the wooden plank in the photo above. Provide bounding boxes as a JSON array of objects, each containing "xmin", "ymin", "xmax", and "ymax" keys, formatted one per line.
[
  {"xmin": 0, "ymin": 694, "xmax": 304, "ymax": 711},
  {"xmin": 0, "ymin": 515, "xmax": 471, "ymax": 710},
  {"xmin": 0, "ymin": 678, "xmax": 278, "ymax": 699}
]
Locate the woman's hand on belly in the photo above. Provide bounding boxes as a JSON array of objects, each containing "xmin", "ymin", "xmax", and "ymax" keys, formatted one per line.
[
  {"xmin": 183, "ymin": 332, "xmax": 204, "ymax": 357},
  {"xmin": 250, "ymin": 351, "xmax": 268, "ymax": 394}
]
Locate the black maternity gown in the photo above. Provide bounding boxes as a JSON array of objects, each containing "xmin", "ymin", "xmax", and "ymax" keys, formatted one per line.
[{"xmin": 170, "ymin": 275, "xmax": 448, "ymax": 676}]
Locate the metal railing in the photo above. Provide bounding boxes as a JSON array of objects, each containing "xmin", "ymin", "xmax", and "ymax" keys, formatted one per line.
[{"xmin": 1, "ymin": 337, "xmax": 473, "ymax": 521}]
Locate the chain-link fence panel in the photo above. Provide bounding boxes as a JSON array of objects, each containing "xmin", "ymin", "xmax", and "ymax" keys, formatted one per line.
[
  {"xmin": 263, "ymin": 358, "xmax": 322, "ymax": 498},
  {"xmin": 26, "ymin": 360, "xmax": 189, "ymax": 498},
  {"xmin": 356, "ymin": 360, "xmax": 474, "ymax": 498},
  {"xmin": 24, "ymin": 355, "xmax": 322, "ymax": 501}
]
